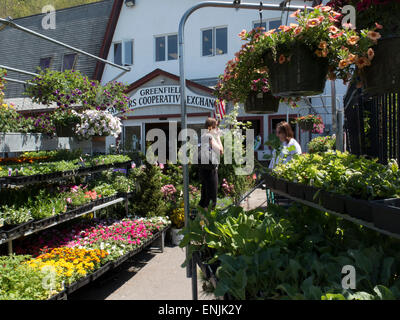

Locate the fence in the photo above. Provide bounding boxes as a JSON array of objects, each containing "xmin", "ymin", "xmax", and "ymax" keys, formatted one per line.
[{"xmin": 344, "ymin": 85, "xmax": 400, "ymax": 164}]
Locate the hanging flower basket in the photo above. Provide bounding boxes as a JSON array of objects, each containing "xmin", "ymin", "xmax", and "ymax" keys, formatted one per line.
[
  {"xmin": 244, "ymin": 91, "xmax": 280, "ymax": 114},
  {"xmin": 294, "ymin": 115, "xmax": 325, "ymax": 134},
  {"xmin": 298, "ymin": 121, "xmax": 314, "ymax": 132},
  {"xmin": 361, "ymin": 37, "xmax": 400, "ymax": 95},
  {"xmin": 266, "ymin": 45, "xmax": 329, "ymax": 97}
]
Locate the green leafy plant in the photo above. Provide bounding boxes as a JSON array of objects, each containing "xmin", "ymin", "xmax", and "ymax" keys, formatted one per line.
[{"xmin": 308, "ymin": 135, "xmax": 336, "ymax": 153}]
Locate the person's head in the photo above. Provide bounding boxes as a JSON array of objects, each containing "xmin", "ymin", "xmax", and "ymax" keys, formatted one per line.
[
  {"xmin": 276, "ymin": 121, "xmax": 294, "ymax": 143},
  {"xmin": 205, "ymin": 117, "xmax": 218, "ymax": 131}
]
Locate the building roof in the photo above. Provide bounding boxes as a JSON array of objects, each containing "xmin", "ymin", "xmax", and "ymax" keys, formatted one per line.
[
  {"xmin": 0, "ymin": 0, "xmax": 115, "ymax": 99},
  {"xmin": 125, "ymin": 68, "xmax": 215, "ymax": 95}
]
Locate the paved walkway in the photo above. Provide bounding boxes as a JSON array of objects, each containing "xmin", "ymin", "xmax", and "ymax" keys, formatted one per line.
[{"xmin": 69, "ymin": 188, "xmax": 267, "ymax": 300}]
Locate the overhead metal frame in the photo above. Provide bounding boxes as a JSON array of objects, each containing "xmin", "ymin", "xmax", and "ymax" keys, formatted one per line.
[{"xmin": 178, "ymin": 0, "xmax": 319, "ymax": 301}]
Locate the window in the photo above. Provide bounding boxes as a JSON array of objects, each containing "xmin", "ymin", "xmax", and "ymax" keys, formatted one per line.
[
  {"xmin": 39, "ymin": 57, "xmax": 52, "ymax": 70},
  {"xmin": 113, "ymin": 40, "xmax": 134, "ymax": 66},
  {"xmin": 202, "ymin": 27, "xmax": 227, "ymax": 57},
  {"xmin": 253, "ymin": 19, "xmax": 282, "ymax": 31},
  {"xmin": 167, "ymin": 35, "xmax": 178, "ymax": 60},
  {"xmin": 124, "ymin": 40, "xmax": 134, "ymax": 65},
  {"xmin": 114, "ymin": 42, "xmax": 122, "ymax": 65},
  {"xmin": 62, "ymin": 53, "xmax": 77, "ymax": 71},
  {"xmin": 155, "ymin": 34, "xmax": 177, "ymax": 62}
]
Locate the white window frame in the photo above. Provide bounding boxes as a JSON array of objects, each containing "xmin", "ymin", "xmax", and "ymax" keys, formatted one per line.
[
  {"xmin": 154, "ymin": 33, "xmax": 178, "ymax": 62},
  {"xmin": 112, "ymin": 40, "xmax": 134, "ymax": 66},
  {"xmin": 252, "ymin": 18, "xmax": 282, "ymax": 31},
  {"xmin": 201, "ymin": 26, "xmax": 228, "ymax": 57}
]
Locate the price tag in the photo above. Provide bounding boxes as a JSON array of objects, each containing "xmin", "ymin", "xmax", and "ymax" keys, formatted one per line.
[{"xmin": 0, "ymin": 218, "xmax": 4, "ymax": 228}]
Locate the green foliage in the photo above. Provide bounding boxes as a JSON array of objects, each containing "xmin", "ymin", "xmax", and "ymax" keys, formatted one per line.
[
  {"xmin": 0, "ymin": 255, "xmax": 62, "ymax": 300},
  {"xmin": 26, "ymin": 69, "xmax": 129, "ymax": 114},
  {"xmin": 308, "ymin": 135, "xmax": 336, "ymax": 153},
  {"xmin": 0, "ymin": 205, "xmax": 32, "ymax": 225},
  {"xmin": 130, "ymin": 163, "xmax": 167, "ymax": 217},
  {"xmin": 183, "ymin": 203, "xmax": 400, "ymax": 300},
  {"xmin": 272, "ymin": 151, "xmax": 400, "ymax": 200}
]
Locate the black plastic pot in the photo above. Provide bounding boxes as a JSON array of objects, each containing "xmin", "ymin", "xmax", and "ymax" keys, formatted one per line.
[
  {"xmin": 298, "ymin": 122, "xmax": 314, "ymax": 132},
  {"xmin": 66, "ymin": 275, "xmax": 92, "ymax": 295},
  {"xmin": 91, "ymin": 263, "xmax": 112, "ymax": 281},
  {"xmin": 362, "ymin": 37, "xmax": 400, "ymax": 95},
  {"xmin": 113, "ymin": 253, "xmax": 130, "ymax": 268},
  {"xmin": 33, "ymin": 215, "xmax": 59, "ymax": 229},
  {"xmin": 345, "ymin": 197, "xmax": 374, "ymax": 222},
  {"xmin": 263, "ymin": 173, "xmax": 277, "ymax": 189},
  {"xmin": 320, "ymin": 191, "xmax": 347, "ymax": 214},
  {"xmin": 4, "ymin": 220, "xmax": 34, "ymax": 239},
  {"xmin": 372, "ymin": 198, "xmax": 400, "ymax": 234},
  {"xmin": 265, "ymin": 45, "xmax": 329, "ymax": 97},
  {"xmin": 56, "ymin": 125, "xmax": 76, "ymax": 138},
  {"xmin": 303, "ymin": 185, "xmax": 321, "ymax": 204},
  {"xmin": 287, "ymin": 181, "xmax": 305, "ymax": 200},
  {"xmin": 275, "ymin": 178, "xmax": 288, "ymax": 194},
  {"xmin": 48, "ymin": 290, "xmax": 67, "ymax": 301},
  {"xmin": 244, "ymin": 91, "xmax": 280, "ymax": 114}
]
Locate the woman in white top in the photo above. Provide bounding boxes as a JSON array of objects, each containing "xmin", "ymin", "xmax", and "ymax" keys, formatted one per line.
[{"xmin": 269, "ymin": 121, "xmax": 302, "ymax": 169}]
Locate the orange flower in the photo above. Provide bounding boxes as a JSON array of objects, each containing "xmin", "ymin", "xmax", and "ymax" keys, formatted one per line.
[
  {"xmin": 315, "ymin": 50, "xmax": 323, "ymax": 58},
  {"xmin": 290, "ymin": 9, "xmax": 300, "ymax": 18},
  {"xmin": 367, "ymin": 48, "xmax": 375, "ymax": 60},
  {"xmin": 320, "ymin": 6, "xmax": 332, "ymax": 12},
  {"xmin": 293, "ymin": 26, "xmax": 303, "ymax": 36},
  {"xmin": 278, "ymin": 25, "xmax": 291, "ymax": 32},
  {"xmin": 356, "ymin": 56, "xmax": 371, "ymax": 69},
  {"xmin": 339, "ymin": 59, "xmax": 349, "ymax": 69},
  {"xmin": 367, "ymin": 31, "xmax": 381, "ymax": 42},
  {"xmin": 347, "ymin": 53, "xmax": 357, "ymax": 64},
  {"xmin": 328, "ymin": 26, "xmax": 340, "ymax": 34},
  {"xmin": 347, "ymin": 35, "xmax": 360, "ymax": 45},
  {"xmin": 306, "ymin": 18, "xmax": 322, "ymax": 28},
  {"xmin": 278, "ymin": 54, "xmax": 286, "ymax": 64},
  {"xmin": 321, "ymin": 48, "xmax": 328, "ymax": 58},
  {"xmin": 318, "ymin": 41, "xmax": 327, "ymax": 50}
]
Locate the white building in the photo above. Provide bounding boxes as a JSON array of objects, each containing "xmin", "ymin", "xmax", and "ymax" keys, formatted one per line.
[{"xmin": 101, "ymin": 0, "xmax": 347, "ymax": 158}]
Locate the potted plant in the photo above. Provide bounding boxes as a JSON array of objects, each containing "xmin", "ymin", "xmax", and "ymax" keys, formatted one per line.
[
  {"xmin": 74, "ymin": 109, "xmax": 122, "ymax": 140},
  {"xmin": 328, "ymin": 0, "xmax": 400, "ymax": 94},
  {"xmin": 170, "ymin": 206, "xmax": 185, "ymax": 246},
  {"xmin": 308, "ymin": 135, "xmax": 336, "ymax": 153},
  {"xmin": 244, "ymin": 78, "xmax": 280, "ymax": 114},
  {"xmin": 294, "ymin": 115, "xmax": 325, "ymax": 133},
  {"xmin": 215, "ymin": 28, "xmax": 282, "ymax": 114},
  {"xmin": 51, "ymin": 107, "xmax": 81, "ymax": 137},
  {"xmin": 260, "ymin": 6, "xmax": 376, "ymax": 96}
]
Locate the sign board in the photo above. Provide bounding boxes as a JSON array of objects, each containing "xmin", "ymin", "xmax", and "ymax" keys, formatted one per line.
[{"xmin": 127, "ymin": 85, "xmax": 216, "ymax": 111}]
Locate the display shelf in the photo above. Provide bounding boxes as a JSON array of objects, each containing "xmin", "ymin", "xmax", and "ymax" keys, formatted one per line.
[
  {"xmin": 269, "ymin": 187, "xmax": 400, "ymax": 240},
  {"xmin": 1, "ymin": 161, "xmax": 132, "ymax": 187},
  {"xmin": 47, "ymin": 225, "xmax": 170, "ymax": 300},
  {"xmin": 0, "ymin": 197, "xmax": 126, "ymax": 246}
]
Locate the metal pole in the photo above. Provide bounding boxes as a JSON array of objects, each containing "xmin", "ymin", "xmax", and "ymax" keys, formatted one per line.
[
  {"xmin": 0, "ymin": 18, "xmax": 131, "ymax": 73},
  {"xmin": 3, "ymin": 77, "xmax": 31, "ymax": 85},
  {"xmin": 0, "ymin": 65, "xmax": 39, "ymax": 77},
  {"xmin": 337, "ymin": 109, "xmax": 344, "ymax": 151},
  {"xmin": 178, "ymin": 0, "xmax": 313, "ymax": 300},
  {"xmin": 331, "ymin": 80, "xmax": 337, "ymax": 135}
]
